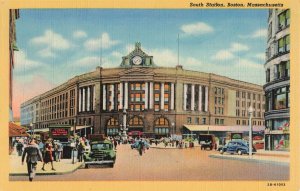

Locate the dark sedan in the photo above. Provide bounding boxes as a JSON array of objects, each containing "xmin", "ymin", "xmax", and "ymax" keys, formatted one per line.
[{"xmin": 219, "ymin": 140, "xmax": 256, "ymax": 155}]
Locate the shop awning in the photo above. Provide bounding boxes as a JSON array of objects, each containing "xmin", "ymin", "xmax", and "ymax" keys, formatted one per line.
[
  {"xmin": 30, "ymin": 125, "xmax": 91, "ymax": 133},
  {"xmin": 183, "ymin": 125, "xmax": 265, "ymax": 132},
  {"xmin": 9, "ymin": 122, "xmax": 29, "ymax": 137}
]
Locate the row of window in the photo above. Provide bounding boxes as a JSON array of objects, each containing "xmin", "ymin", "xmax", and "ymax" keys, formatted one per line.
[
  {"xmin": 215, "ymin": 118, "xmax": 224, "ymax": 125},
  {"xmin": 265, "ymin": 118, "xmax": 289, "ymax": 131},
  {"xmin": 266, "ymin": 61, "xmax": 290, "ymax": 83},
  {"xmin": 236, "ymin": 101, "xmax": 264, "ymax": 109},
  {"xmin": 236, "ymin": 91, "xmax": 264, "ymax": 101},
  {"xmin": 236, "ymin": 109, "xmax": 263, "ymax": 118},
  {"xmin": 266, "ymin": 86, "xmax": 290, "ymax": 111},
  {"xmin": 236, "ymin": 120, "xmax": 264, "ymax": 126},
  {"xmin": 214, "ymin": 87, "xmax": 224, "ymax": 95},
  {"xmin": 214, "ymin": 97, "xmax": 224, "ymax": 105},
  {"xmin": 214, "ymin": 107, "xmax": 224, "ymax": 115},
  {"xmin": 278, "ymin": 10, "xmax": 290, "ymax": 31},
  {"xmin": 187, "ymin": 117, "xmax": 206, "ymax": 125}
]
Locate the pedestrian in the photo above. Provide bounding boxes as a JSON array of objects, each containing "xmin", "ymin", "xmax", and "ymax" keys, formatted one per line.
[
  {"xmin": 113, "ymin": 139, "xmax": 117, "ymax": 150},
  {"xmin": 16, "ymin": 141, "xmax": 24, "ymax": 156},
  {"xmin": 175, "ymin": 140, "xmax": 179, "ymax": 148},
  {"xmin": 38, "ymin": 140, "xmax": 44, "ymax": 155},
  {"xmin": 41, "ymin": 140, "xmax": 55, "ymax": 171},
  {"xmin": 56, "ymin": 141, "xmax": 63, "ymax": 162},
  {"xmin": 22, "ymin": 138, "xmax": 43, "ymax": 182},
  {"xmin": 77, "ymin": 141, "xmax": 85, "ymax": 162},
  {"xmin": 138, "ymin": 140, "xmax": 144, "ymax": 156}
]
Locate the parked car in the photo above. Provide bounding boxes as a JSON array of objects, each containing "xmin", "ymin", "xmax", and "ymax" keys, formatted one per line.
[
  {"xmin": 220, "ymin": 140, "xmax": 256, "ymax": 155},
  {"xmin": 198, "ymin": 134, "xmax": 217, "ymax": 150},
  {"xmin": 131, "ymin": 140, "xmax": 150, "ymax": 149}
]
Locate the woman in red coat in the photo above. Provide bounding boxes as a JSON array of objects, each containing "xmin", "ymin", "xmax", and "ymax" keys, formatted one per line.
[{"xmin": 41, "ymin": 141, "xmax": 55, "ymax": 171}]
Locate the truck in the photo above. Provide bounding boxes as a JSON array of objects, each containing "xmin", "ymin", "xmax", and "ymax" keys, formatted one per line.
[
  {"xmin": 198, "ymin": 134, "xmax": 217, "ymax": 150},
  {"xmin": 83, "ymin": 134, "xmax": 116, "ymax": 168}
]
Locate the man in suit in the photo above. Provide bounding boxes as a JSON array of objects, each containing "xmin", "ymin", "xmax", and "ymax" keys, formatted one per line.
[{"xmin": 22, "ymin": 138, "xmax": 43, "ymax": 182}]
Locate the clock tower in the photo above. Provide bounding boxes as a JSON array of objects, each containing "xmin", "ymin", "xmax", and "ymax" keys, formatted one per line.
[{"xmin": 120, "ymin": 42, "xmax": 155, "ymax": 68}]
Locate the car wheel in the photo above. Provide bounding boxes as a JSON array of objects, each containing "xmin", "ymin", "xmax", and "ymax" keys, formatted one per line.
[
  {"xmin": 220, "ymin": 150, "xmax": 224, "ymax": 154},
  {"xmin": 85, "ymin": 164, "xmax": 89, "ymax": 169},
  {"xmin": 237, "ymin": 150, "xmax": 243, "ymax": 155},
  {"xmin": 109, "ymin": 163, "xmax": 114, "ymax": 168}
]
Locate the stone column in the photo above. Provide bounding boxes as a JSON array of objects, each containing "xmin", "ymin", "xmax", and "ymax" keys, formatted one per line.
[
  {"xmin": 124, "ymin": 82, "xmax": 128, "ymax": 109},
  {"xmin": 205, "ymin": 86, "xmax": 208, "ymax": 112},
  {"xmin": 183, "ymin": 84, "xmax": 187, "ymax": 111},
  {"xmin": 145, "ymin": 82, "xmax": 148, "ymax": 109},
  {"xmin": 87, "ymin": 86, "xmax": 90, "ymax": 111},
  {"xmin": 171, "ymin": 83, "xmax": 174, "ymax": 110},
  {"xmin": 149, "ymin": 82, "xmax": 153, "ymax": 109},
  {"xmin": 198, "ymin": 85, "xmax": 202, "ymax": 111},
  {"xmin": 110, "ymin": 84, "xmax": 114, "ymax": 111},
  {"xmin": 93, "ymin": 85, "xmax": 96, "ymax": 111},
  {"xmin": 161, "ymin": 82, "xmax": 164, "ymax": 110},
  {"xmin": 82, "ymin": 87, "xmax": 86, "ymax": 112},
  {"xmin": 103, "ymin": 85, "xmax": 106, "ymax": 110},
  {"xmin": 79, "ymin": 88, "xmax": 82, "ymax": 112},
  {"xmin": 191, "ymin": 84, "xmax": 195, "ymax": 111},
  {"xmin": 119, "ymin": 82, "xmax": 123, "ymax": 110}
]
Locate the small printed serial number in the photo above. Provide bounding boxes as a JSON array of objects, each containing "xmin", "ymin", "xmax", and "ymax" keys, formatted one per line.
[{"xmin": 267, "ymin": 183, "xmax": 286, "ymax": 186}]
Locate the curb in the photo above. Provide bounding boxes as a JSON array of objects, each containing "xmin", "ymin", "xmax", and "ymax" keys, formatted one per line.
[
  {"xmin": 209, "ymin": 154, "xmax": 289, "ymax": 166},
  {"xmin": 9, "ymin": 162, "xmax": 84, "ymax": 176}
]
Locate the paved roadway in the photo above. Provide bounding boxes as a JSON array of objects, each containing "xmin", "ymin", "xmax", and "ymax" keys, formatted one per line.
[{"xmin": 10, "ymin": 144, "xmax": 289, "ymax": 181}]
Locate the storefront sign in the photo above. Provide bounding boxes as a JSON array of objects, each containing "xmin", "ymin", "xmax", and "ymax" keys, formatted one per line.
[
  {"xmin": 231, "ymin": 133, "xmax": 242, "ymax": 140},
  {"xmin": 51, "ymin": 128, "xmax": 69, "ymax": 136}
]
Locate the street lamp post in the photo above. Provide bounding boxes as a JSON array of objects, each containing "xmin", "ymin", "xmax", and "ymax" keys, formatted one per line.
[
  {"xmin": 72, "ymin": 119, "xmax": 77, "ymax": 164},
  {"xmin": 84, "ymin": 121, "xmax": 87, "ymax": 138},
  {"xmin": 248, "ymin": 106, "xmax": 253, "ymax": 156},
  {"xmin": 30, "ymin": 123, "xmax": 33, "ymax": 137},
  {"xmin": 171, "ymin": 122, "xmax": 175, "ymax": 138}
]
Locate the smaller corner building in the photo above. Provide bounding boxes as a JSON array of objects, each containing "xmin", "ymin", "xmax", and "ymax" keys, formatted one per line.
[
  {"xmin": 264, "ymin": 9, "xmax": 290, "ymax": 151},
  {"xmin": 20, "ymin": 43, "xmax": 265, "ymax": 140}
]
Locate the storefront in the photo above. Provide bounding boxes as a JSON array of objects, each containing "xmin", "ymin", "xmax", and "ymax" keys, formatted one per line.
[{"xmin": 265, "ymin": 118, "xmax": 289, "ymax": 151}]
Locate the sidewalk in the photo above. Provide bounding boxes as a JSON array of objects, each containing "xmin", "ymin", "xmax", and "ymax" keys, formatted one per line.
[
  {"xmin": 9, "ymin": 151, "xmax": 83, "ymax": 176},
  {"xmin": 209, "ymin": 153, "xmax": 289, "ymax": 166},
  {"xmin": 150, "ymin": 142, "xmax": 201, "ymax": 149}
]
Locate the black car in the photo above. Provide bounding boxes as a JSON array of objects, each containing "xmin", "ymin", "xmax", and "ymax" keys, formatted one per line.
[{"xmin": 220, "ymin": 140, "xmax": 256, "ymax": 155}]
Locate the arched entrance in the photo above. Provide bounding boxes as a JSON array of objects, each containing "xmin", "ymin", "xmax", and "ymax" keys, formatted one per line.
[
  {"xmin": 154, "ymin": 117, "xmax": 170, "ymax": 138},
  {"xmin": 106, "ymin": 117, "xmax": 119, "ymax": 136},
  {"xmin": 128, "ymin": 116, "xmax": 144, "ymax": 135}
]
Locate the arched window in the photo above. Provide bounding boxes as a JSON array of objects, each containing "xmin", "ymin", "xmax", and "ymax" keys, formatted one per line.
[
  {"xmin": 154, "ymin": 117, "xmax": 170, "ymax": 135},
  {"xmin": 107, "ymin": 118, "xmax": 119, "ymax": 127},
  {"xmin": 129, "ymin": 116, "xmax": 143, "ymax": 126}
]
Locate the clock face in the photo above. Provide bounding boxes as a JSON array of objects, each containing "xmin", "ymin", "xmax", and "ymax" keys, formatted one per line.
[{"xmin": 132, "ymin": 56, "xmax": 142, "ymax": 65}]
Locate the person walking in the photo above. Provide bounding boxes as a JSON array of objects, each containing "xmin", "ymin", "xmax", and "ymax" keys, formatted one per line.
[
  {"xmin": 56, "ymin": 141, "xmax": 63, "ymax": 162},
  {"xmin": 77, "ymin": 141, "xmax": 85, "ymax": 162},
  {"xmin": 16, "ymin": 141, "xmax": 24, "ymax": 156},
  {"xmin": 21, "ymin": 138, "xmax": 43, "ymax": 182},
  {"xmin": 113, "ymin": 139, "xmax": 117, "ymax": 150},
  {"xmin": 41, "ymin": 140, "xmax": 55, "ymax": 171}
]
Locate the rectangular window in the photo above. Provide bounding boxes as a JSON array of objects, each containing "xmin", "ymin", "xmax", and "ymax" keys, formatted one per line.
[
  {"xmin": 236, "ymin": 91, "xmax": 240, "ymax": 98},
  {"xmin": 187, "ymin": 117, "xmax": 192, "ymax": 124},
  {"xmin": 154, "ymin": 83, "xmax": 160, "ymax": 91},
  {"xmin": 142, "ymin": 93, "xmax": 145, "ymax": 102},
  {"xmin": 164, "ymin": 104, "xmax": 168, "ymax": 111},
  {"xmin": 195, "ymin": 117, "xmax": 200, "ymax": 124},
  {"xmin": 164, "ymin": 84, "xmax": 169, "ymax": 91},
  {"xmin": 136, "ymin": 94, "xmax": 141, "ymax": 102},
  {"xmin": 154, "ymin": 104, "xmax": 160, "ymax": 111},
  {"xmin": 136, "ymin": 83, "xmax": 141, "ymax": 90},
  {"xmin": 155, "ymin": 93, "xmax": 160, "ymax": 102},
  {"xmin": 164, "ymin": 93, "xmax": 169, "ymax": 102},
  {"xmin": 202, "ymin": 118, "xmax": 206, "ymax": 124},
  {"xmin": 215, "ymin": 118, "xmax": 219, "ymax": 125},
  {"xmin": 135, "ymin": 105, "xmax": 141, "ymax": 111}
]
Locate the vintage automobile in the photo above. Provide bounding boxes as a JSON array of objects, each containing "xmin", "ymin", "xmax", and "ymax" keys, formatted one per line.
[
  {"xmin": 198, "ymin": 134, "xmax": 217, "ymax": 150},
  {"xmin": 130, "ymin": 140, "xmax": 150, "ymax": 149},
  {"xmin": 83, "ymin": 138, "xmax": 116, "ymax": 168},
  {"xmin": 219, "ymin": 140, "xmax": 256, "ymax": 155}
]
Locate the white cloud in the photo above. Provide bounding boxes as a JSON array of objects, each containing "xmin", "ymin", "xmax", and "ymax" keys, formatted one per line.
[
  {"xmin": 73, "ymin": 30, "xmax": 87, "ymax": 39},
  {"xmin": 14, "ymin": 50, "xmax": 45, "ymax": 72},
  {"xmin": 239, "ymin": 29, "xmax": 267, "ymax": 39},
  {"xmin": 229, "ymin": 43, "xmax": 249, "ymax": 52},
  {"xmin": 254, "ymin": 53, "xmax": 265, "ymax": 61},
  {"xmin": 235, "ymin": 59, "xmax": 263, "ymax": 69},
  {"xmin": 111, "ymin": 51, "xmax": 123, "ymax": 58},
  {"xmin": 212, "ymin": 50, "xmax": 235, "ymax": 60},
  {"xmin": 180, "ymin": 22, "xmax": 214, "ymax": 36},
  {"xmin": 252, "ymin": 29, "xmax": 267, "ymax": 38},
  {"xmin": 30, "ymin": 30, "xmax": 71, "ymax": 50},
  {"xmin": 84, "ymin": 32, "xmax": 120, "ymax": 51},
  {"xmin": 29, "ymin": 30, "xmax": 72, "ymax": 57},
  {"xmin": 73, "ymin": 56, "xmax": 101, "ymax": 67}
]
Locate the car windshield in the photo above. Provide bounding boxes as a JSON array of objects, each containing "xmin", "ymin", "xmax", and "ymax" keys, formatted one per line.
[{"xmin": 91, "ymin": 143, "xmax": 111, "ymax": 150}]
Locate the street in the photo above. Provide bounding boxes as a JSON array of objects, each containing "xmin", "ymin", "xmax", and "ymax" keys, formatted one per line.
[{"xmin": 10, "ymin": 144, "xmax": 289, "ymax": 181}]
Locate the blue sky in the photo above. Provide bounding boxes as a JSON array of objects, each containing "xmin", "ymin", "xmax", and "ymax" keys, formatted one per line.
[{"xmin": 13, "ymin": 9, "xmax": 268, "ymax": 116}]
